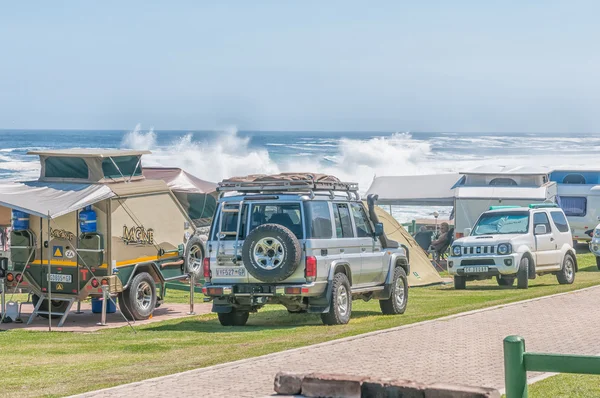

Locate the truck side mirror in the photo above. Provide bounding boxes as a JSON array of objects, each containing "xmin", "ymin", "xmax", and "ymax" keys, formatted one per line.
[
  {"xmin": 374, "ymin": 223, "xmax": 384, "ymax": 237},
  {"xmin": 464, "ymin": 228, "xmax": 472, "ymax": 237},
  {"xmin": 597, "ymin": 216, "xmax": 600, "ymax": 222},
  {"xmin": 535, "ymin": 224, "xmax": 547, "ymax": 235}
]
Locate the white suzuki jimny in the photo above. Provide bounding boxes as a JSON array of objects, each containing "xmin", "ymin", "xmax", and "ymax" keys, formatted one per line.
[{"xmin": 449, "ymin": 204, "xmax": 577, "ymax": 289}]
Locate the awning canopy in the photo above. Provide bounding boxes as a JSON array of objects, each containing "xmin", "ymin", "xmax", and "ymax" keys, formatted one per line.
[
  {"xmin": 142, "ymin": 167, "xmax": 217, "ymax": 194},
  {"xmin": 0, "ymin": 182, "xmax": 115, "ymax": 219},
  {"xmin": 366, "ymin": 174, "xmax": 462, "ymax": 206}
]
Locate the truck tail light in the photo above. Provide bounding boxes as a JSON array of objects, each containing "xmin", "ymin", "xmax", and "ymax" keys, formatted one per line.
[
  {"xmin": 91, "ymin": 278, "xmax": 99, "ymax": 288},
  {"xmin": 203, "ymin": 257, "xmax": 211, "ymax": 281},
  {"xmin": 305, "ymin": 256, "xmax": 317, "ymax": 281},
  {"xmin": 6, "ymin": 273, "xmax": 14, "ymax": 282}
]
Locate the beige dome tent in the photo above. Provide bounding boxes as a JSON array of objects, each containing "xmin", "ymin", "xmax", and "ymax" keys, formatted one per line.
[{"xmin": 372, "ymin": 205, "xmax": 443, "ymax": 287}]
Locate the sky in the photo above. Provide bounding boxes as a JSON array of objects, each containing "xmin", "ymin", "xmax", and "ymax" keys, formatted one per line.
[{"xmin": 0, "ymin": 1, "xmax": 599, "ymax": 132}]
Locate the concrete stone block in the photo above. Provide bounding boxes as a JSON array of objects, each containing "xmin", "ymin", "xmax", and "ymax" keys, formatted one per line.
[
  {"xmin": 361, "ymin": 377, "xmax": 426, "ymax": 398},
  {"xmin": 301, "ymin": 373, "xmax": 366, "ymax": 398},
  {"xmin": 274, "ymin": 372, "xmax": 304, "ymax": 395}
]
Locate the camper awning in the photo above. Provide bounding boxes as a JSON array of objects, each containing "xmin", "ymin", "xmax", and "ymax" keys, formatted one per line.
[
  {"xmin": 0, "ymin": 182, "xmax": 115, "ymax": 219},
  {"xmin": 366, "ymin": 174, "xmax": 462, "ymax": 206},
  {"xmin": 142, "ymin": 168, "xmax": 217, "ymax": 194},
  {"xmin": 455, "ymin": 185, "xmax": 551, "ymax": 200}
]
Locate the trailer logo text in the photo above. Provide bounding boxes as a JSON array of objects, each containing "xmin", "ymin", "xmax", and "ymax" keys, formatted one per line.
[{"xmin": 122, "ymin": 225, "xmax": 155, "ymax": 245}]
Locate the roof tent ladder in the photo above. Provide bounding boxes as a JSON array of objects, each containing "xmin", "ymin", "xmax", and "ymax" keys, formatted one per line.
[{"xmin": 233, "ymin": 200, "xmax": 245, "ymax": 264}]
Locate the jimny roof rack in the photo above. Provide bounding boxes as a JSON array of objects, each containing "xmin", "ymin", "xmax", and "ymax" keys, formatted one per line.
[{"xmin": 217, "ymin": 178, "xmax": 360, "ymax": 200}]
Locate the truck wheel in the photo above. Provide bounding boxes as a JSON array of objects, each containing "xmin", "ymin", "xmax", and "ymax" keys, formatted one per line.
[
  {"xmin": 118, "ymin": 272, "xmax": 157, "ymax": 320},
  {"xmin": 496, "ymin": 276, "xmax": 515, "ymax": 287},
  {"xmin": 596, "ymin": 257, "xmax": 600, "ymax": 271},
  {"xmin": 32, "ymin": 295, "xmax": 70, "ymax": 319},
  {"xmin": 242, "ymin": 224, "xmax": 301, "ymax": 283},
  {"xmin": 379, "ymin": 267, "xmax": 408, "ymax": 315},
  {"xmin": 321, "ymin": 273, "xmax": 352, "ymax": 325},
  {"xmin": 218, "ymin": 309, "xmax": 249, "ymax": 326},
  {"xmin": 185, "ymin": 236, "xmax": 204, "ymax": 278},
  {"xmin": 557, "ymin": 254, "xmax": 575, "ymax": 285},
  {"xmin": 454, "ymin": 276, "xmax": 466, "ymax": 290},
  {"xmin": 517, "ymin": 257, "xmax": 529, "ymax": 289}
]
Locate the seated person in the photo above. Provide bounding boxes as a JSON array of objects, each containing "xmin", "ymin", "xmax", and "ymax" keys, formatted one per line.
[
  {"xmin": 414, "ymin": 226, "xmax": 433, "ymax": 252},
  {"xmin": 431, "ymin": 222, "xmax": 451, "ymax": 252}
]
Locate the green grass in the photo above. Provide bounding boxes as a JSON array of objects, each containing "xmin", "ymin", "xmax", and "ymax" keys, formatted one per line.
[
  {"xmin": 528, "ymin": 374, "xmax": 600, "ymax": 397},
  {"xmin": 2, "ymin": 253, "xmax": 600, "ymax": 398}
]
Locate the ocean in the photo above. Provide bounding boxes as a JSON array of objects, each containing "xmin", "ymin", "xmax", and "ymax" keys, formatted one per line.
[{"xmin": 0, "ymin": 126, "xmax": 597, "ymax": 222}]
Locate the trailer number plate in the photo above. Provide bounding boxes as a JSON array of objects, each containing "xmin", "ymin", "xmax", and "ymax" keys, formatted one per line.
[
  {"xmin": 215, "ymin": 268, "xmax": 246, "ymax": 277},
  {"xmin": 463, "ymin": 266, "xmax": 488, "ymax": 273},
  {"xmin": 48, "ymin": 274, "xmax": 72, "ymax": 283}
]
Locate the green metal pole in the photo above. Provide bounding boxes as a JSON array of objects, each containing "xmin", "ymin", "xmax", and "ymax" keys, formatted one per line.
[
  {"xmin": 411, "ymin": 220, "xmax": 416, "ymax": 235},
  {"xmin": 504, "ymin": 335, "xmax": 527, "ymax": 398}
]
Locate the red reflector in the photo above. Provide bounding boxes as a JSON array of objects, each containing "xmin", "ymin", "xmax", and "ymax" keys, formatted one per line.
[
  {"xmin": 42, "ymin": 288, "xmax": 47, "ymax": 292},
  {"xmin": 203, "ymin": 257, "xmax": 211, "ymax": 279},
  {"xmin": 301, "ymin": 287, "xmax": 309, "ymax": 294},
  {"xmin": 72, "ymin": 289, "xmax": 77, "ymax": 293},
  {"xmin": 305, "ymin": 256, "xmax": 317, "ymax": 278},
  {"xmin": 207, "ymin": 287, "xmax": 223, "ymax": 296},
  {"xmin": 91, "ymin": 278, "xmax": 99, "ymax": 288},
  {"xmin": 57, "ymin": 267, "xmax": 62, "ymax": 271},
  {"xmin": 285, "ymin": 287, "xmax": 301, "ymax": 295}
]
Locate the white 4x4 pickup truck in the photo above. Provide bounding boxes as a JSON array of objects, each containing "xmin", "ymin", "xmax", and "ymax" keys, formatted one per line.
[{"xmin": 449, "ymin": 204, "xmax": 577, "ymax": 289}]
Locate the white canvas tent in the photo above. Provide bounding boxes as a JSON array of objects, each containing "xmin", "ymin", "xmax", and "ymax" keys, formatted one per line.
[{"xmin": 366, "ymin": 174, "xmax": 461, "ymax": 206}]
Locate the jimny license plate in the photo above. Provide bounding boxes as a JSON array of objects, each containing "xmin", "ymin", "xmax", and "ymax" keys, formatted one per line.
[
  {"xmin": 463, "ymin": 266, "xmax": 489, "ymax": 273},
  {"xmin": 215, "ymin": 268, "xmax": 246, "ymax": 277},
  {"xmin": 47, "ymin": 274, "xmax": 72, "ymax": 283}
]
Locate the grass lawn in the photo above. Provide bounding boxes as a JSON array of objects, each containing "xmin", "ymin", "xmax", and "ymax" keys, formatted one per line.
[
  {"xmin": 2, "ymin": 253, "xmax": 600, "ymax": 398},
  {"xmin": 526, "ymin": 374, "xmax": 600, "ymax": 397}
]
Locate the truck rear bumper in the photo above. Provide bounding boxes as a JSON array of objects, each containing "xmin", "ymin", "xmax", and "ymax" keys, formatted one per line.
[{"xmin": 202, "ymin": 281, "xmax": 326, "ymax": 299}]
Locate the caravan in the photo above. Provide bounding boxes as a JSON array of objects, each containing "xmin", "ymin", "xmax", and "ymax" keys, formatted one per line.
[
  {"xmin": 549, "ymin": 169, "xmax": 600, "ymax": 242},
  {"xmin": 453, "ymin": 166, "xmax": 557, "ymax": 238}
]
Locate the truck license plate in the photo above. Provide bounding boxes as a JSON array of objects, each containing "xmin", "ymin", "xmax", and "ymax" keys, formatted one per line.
[
  {"xmin": 215, "ymin": 268, "xmax": 246, "ymax": 277},
  {"xmin": 47, "ymin": 274, "xmax": 72, "ymax": 283},
  {"xmin": 463, "ymin": 266, "xmax": 488, "ymax": 273}
]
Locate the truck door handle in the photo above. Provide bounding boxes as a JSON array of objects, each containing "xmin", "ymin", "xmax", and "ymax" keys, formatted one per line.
[
  {"xmin": 361, "ymin": 247, "xmax": 366, "ymax": 252},
  {"xmin": 550, "ymin": 237, "xmax": 555, "ymax": 242},
  {"xmin": 340, "ymin": 249, "xmax": 345, "ymax": 253}
]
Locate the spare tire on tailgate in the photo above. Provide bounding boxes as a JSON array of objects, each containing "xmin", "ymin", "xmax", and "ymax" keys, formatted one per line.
[{"xmin": 242, "ymin": 224, "xmax": 301, "ymax": 283}]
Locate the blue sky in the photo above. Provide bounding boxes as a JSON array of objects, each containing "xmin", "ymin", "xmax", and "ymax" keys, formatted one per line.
[{"xmin": 0, "ymin": 1, "xmax": 598, "ymax": 132}]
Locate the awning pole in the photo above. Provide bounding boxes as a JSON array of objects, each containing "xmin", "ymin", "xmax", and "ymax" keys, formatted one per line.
[{"xmin": 47, "ymin": 214, "xmax": 52, "ymax": 332}]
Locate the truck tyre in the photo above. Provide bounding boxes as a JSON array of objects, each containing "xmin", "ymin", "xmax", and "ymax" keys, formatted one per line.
[
  {"xmin": 242, "ymin": 224, "xmax": 301, "ymax": 283},
  {"xmin": 321, "ymin": 273, "xmax": 352, "ymax": 325},
  {"xmin": 557, "ymin": 254, "xmax": 576, "ymax": 285},
  {"xmin": 454, "ymin": 276, "xmax": 466, "ymax": 290},
  {"xmin": 32, "ymin": 295, "xmax": 70, "ymax": 319},
  {"xmin": 379, "ymin": 267, "xmax": 408, "ymax": 315},
  {"xmin": 596, "ymin": 256, "xmax": 600, "ymax": 271},
  {"xmin": 118, "ymin": 272, "xmax": 157, "ymax": 320},
  {"xmin": 517, "ymin": 257, "xmax": 529, "ymax": 289},
  {"xmin": 218, "ymin": 309, "xmax": 249, "ymax": 326},
  {"xmin": 496, "ymin": 276, "xmax": 515, "ymax": 287},
  {"xmin": 184, "ymin": 235, "xmax": 204, "ymax": 278}
]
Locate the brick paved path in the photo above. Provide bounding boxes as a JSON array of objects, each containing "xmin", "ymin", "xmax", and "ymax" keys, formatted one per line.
[{"xmin": 73, "ymin": 286, "xmax": 600, "ymax": 398}]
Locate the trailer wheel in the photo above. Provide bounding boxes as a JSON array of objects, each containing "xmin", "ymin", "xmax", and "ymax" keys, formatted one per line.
[
  {"xmin": 118, "ymin": 272, "xmax": 157, "ymax": 320},
  {"xmin": 32, "ymin": 295, "xmax": 70, "ymax": 319}
]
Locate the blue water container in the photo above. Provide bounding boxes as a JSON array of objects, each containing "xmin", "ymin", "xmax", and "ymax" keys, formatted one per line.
[
  {"xmin": 79, "ymin": 206, "xmax": 97, "ymax": 233},
  {"xmin": 91, "ymin": 297, "xmax": 116, "ymax": 313},
  {"xmin": 12, "ymin": 210, "xmax": 29, "ymax": 231}
]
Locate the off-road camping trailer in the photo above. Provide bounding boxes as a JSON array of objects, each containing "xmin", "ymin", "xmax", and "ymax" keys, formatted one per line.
[{"xmin": 1, "ymin": 150, "xmax": 204, "ymax": 326}]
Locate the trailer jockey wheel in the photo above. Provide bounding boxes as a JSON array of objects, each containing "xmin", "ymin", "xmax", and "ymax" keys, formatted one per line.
[
  {"xmin": 31, "ymin": 295, "xmax": 69, "ymax": 319},
  {"xmin": 118, "ymin": 272, "xmax": 157, "ymax": 320}
]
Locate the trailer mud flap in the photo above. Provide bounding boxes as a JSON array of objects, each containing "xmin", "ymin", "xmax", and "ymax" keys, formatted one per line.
[{"xmin": 212, "ymin": 305, "xmax": 232, "ymax": 314}]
